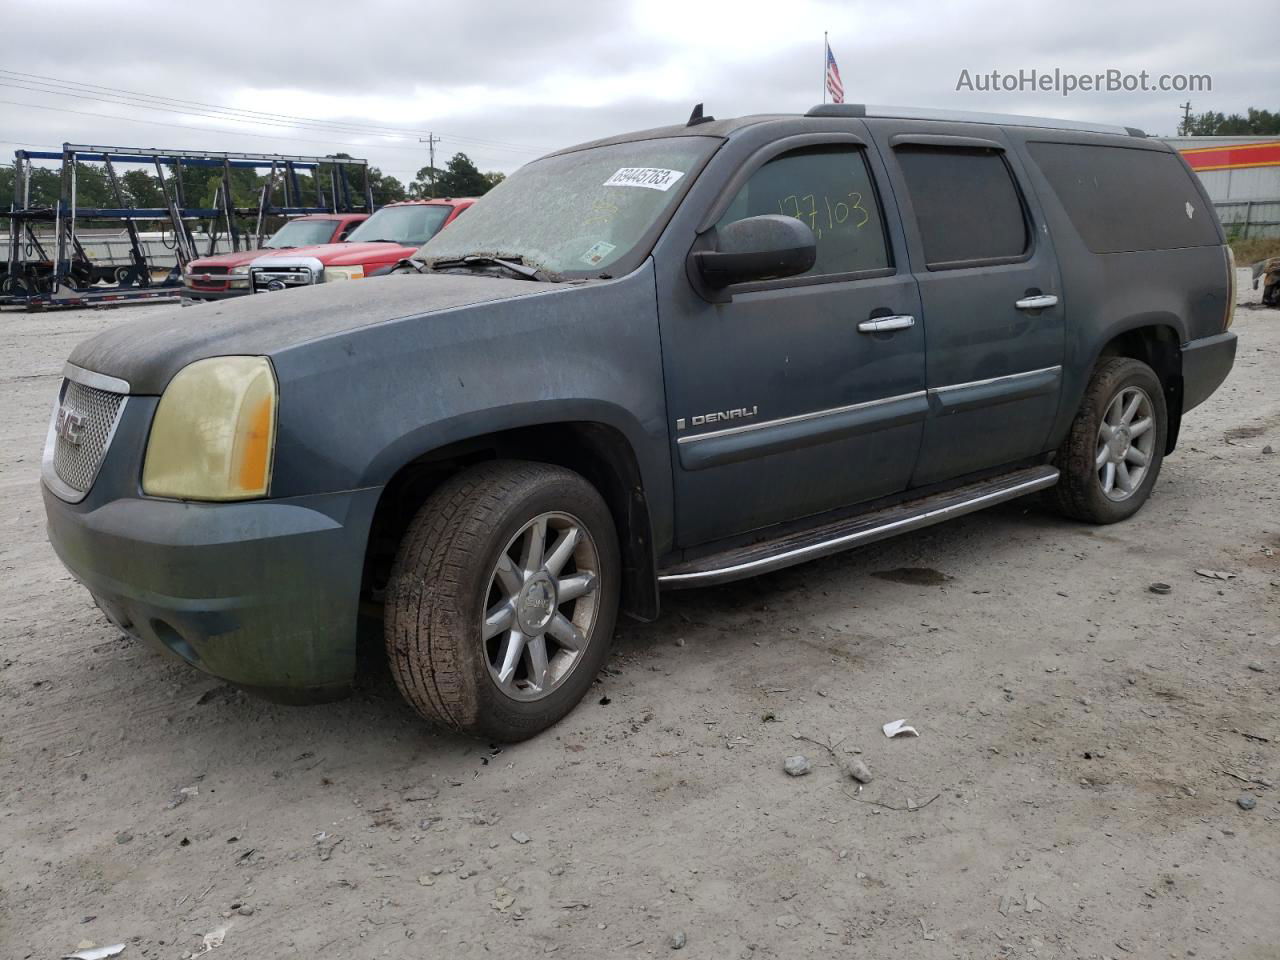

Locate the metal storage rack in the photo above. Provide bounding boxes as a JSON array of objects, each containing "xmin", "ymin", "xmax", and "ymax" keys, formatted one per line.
[{"xmin": 2, "ymin": 144, "xmax": 373, "ymax": 308}]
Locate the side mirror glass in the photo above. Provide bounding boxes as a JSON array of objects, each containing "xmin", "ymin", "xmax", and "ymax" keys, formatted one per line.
[{"xmin": 693, "ymin": 214, "xmax": 817, "ymax": 288}]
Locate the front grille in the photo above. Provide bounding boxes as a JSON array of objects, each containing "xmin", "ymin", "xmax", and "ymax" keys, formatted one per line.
[
  {"xmin": 190, "ymin": 265, "xmax": 230, "ymax": 290},
  {"xmin": 47, "ymin": 378, "xmax": 127, "ymax": 499},
  {"xmin": 251, "ymin": 265, "xmax": 316, "ymax": 292},
  {"xmin": 190, "ymin": 275, "xmax": 229, "ymax": 290}
]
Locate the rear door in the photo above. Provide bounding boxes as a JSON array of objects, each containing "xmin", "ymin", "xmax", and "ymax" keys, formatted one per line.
[{"xmin": 868, "ymin": 122, "xmax": 1065, "ymax": 485}]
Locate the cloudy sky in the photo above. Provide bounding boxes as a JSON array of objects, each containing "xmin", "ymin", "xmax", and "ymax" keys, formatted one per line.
[{"xmin": 2, "ymin": 0, "xmax": 1276, "ymax": 185}]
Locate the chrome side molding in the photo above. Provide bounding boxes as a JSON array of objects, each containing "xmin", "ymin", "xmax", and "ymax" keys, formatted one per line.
[{"xmin": 658, "ymin": 465, "xmax": 1060, "ymax": 588}]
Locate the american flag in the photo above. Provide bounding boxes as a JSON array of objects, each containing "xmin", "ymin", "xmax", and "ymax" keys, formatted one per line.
[{"xmin": 825, "ymin": 42, "xmax": 844, "ymax": 104}]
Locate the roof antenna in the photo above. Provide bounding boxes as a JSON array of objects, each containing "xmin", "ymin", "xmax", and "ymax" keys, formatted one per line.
[{"xmin": 687, "ymin": 103, "xmax": 714, "ymax": 126}]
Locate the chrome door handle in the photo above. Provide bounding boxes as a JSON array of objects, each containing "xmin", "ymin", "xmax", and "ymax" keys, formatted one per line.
[
  {"xmin": 1015, "ymin": 294, "xmax": 1059, "ymax": 311},
  {"xmin": 857, "ymin": 315, "xmax": 915, "ymax": 333}
]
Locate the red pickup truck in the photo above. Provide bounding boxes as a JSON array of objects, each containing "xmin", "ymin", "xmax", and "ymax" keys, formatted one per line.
[
  {"xmin": 248, "ymin": 198, "xmax": 473, "ymax": 293},
  {"xmin": 183, "ymin": 213, "xmax": 369, "ymax": 301}
]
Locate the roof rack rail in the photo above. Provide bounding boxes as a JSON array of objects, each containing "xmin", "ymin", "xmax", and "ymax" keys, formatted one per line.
[{"xmin": 804, "ymin": 103, "xmax": 1144, "ymax": 137}]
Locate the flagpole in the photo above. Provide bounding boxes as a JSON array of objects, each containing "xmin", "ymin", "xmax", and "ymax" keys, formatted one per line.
[{"xmin": 822, "ymin": 32, "xmax": 827, "ymax": 104}]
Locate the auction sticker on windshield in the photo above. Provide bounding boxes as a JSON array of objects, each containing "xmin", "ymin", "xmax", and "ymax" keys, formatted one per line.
[
  {"xmin": 603, "ymin": 168, "xmax": 685, "ymax": 191},
  {"xmin": 580, "ymin": 240, "xmax": 617, "ymax": 266}
]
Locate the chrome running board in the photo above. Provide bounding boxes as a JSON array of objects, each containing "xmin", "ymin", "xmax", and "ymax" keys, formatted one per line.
[{"xmin": 657, "ymin": 465, "xmax": 1059, "ymax": 588}]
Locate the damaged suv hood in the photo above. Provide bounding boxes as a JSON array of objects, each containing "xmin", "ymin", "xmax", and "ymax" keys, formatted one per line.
[{"xmin": 70, "ymin": 273, "xmax": 546, "ymax": 394}]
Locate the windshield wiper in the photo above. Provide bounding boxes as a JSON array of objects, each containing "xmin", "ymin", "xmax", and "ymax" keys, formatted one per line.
[
  {"xmin": 358, "ymin": 238, "xmax": 402, "ymax": 243},
  {"xmin": 427, "ymin": 253, "xmax": 554, "ymax": 282}
]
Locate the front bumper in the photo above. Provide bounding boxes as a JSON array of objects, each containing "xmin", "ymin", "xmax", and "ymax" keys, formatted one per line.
[
  {"xmin": 43, "ymin": 483, "xmax": 381, "ymax": 701},
  {"xmin": 1182, "ymin": 331, "xmax": 1237, "ymax": 412},
  {"xmin": 182, "ymin": 286, "xmax": 251, "ymax": 302}
]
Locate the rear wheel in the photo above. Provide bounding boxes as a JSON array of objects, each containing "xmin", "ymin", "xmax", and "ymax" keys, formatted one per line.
[
  {"xmin": 1049, "ymin": 357, "xmax": 1167, "ymax": 523},
  {"xmin": 384, "ymin": 461, "xmax": 620, "ymax": 741}
]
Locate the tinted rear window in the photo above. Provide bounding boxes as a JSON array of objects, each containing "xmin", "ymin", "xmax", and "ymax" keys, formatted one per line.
[
  {"xmin": 1026, "ymin": 142, "xmax": 1220, "ymax": 253},
  {"xmin": 896, "ymin": 147, "xmax": 1029, "ymax": 267}
]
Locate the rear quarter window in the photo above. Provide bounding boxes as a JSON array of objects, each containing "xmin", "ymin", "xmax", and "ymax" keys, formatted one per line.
[{"xmin": 1026, "ymin": 142, "xmax": 1221, "ymax": 253}]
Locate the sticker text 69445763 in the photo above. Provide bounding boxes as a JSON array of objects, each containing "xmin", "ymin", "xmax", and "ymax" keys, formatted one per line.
[{"xmin": 603, "ymin": 168, "xmax": 685, "ymax": 191}]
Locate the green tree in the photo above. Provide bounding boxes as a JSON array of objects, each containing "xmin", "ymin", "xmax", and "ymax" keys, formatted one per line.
[
  {"xmin": 1, "ymin": 164, "xmax": 73, "ymax": 209},
  {"xmin": 314, "ymin": 154, "xmax": 397, "ymax": 210},
  {"xmin": 410, "ymin": 152, "xmax": 504, "ymax": 198},
  {"xmin": 120, "ymin": 169, "xmax": 165, "ymax": 207},
  {"xmin": 367, "ymin": 165, "xmax": 406, "ymax": 205},
  {"xmin": 69, "ymin": 161, "xmax": 115, "ymax": 209},
  {"xmin": 1182, "ymin": 107, "xmax": 1280, "ymax": 136}
]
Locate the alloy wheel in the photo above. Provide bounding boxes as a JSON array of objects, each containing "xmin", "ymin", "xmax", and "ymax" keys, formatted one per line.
[
  {"xmin": 482, "ymin": 511, "xmax": 602, "ymax": 701},
  {"xmin": 1095, "ymin": 385, "xmax": 1156, "ymax": 502}
]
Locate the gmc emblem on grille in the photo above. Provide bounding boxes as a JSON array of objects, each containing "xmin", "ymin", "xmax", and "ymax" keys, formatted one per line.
[{"xmin": 55, "ymin": 406, "xmax": 86, "ymax": 445}]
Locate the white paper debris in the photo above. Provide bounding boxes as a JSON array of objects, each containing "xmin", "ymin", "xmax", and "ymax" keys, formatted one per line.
[
  {"xmin": 1194, "ymin": 569, "xmax": 1235, "ymax": 580},
  {"xmin": 193, "ymin": 927, "xmax": 227, "ymax": 955},
  {"xmin": 882, "ymin": 719, "xmax": 919, "ymax": 738}
]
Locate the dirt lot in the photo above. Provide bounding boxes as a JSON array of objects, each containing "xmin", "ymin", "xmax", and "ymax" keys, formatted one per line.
[{"xmin": 2, "ymin": 304, "xmax": 1277, "ymax": 960}]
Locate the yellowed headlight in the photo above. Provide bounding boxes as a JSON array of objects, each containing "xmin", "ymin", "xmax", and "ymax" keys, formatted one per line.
[
  {"xmin": 325, "ymin": 266, "xmax": 364, "ymax": 281},
  {"xmin": 142, "ymin": 356, "xmax": 277, "ymax": 501}
]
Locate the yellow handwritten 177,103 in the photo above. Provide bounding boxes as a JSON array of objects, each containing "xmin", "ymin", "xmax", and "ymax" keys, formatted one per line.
[{"xmin": 778, "ymin": 192, "xmax": 870, "ymax": 240}]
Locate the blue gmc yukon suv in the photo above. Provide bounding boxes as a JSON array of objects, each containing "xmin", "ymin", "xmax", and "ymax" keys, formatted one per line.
[{"xmin": 42, "ymin": 104, "xmax": 1237, "ymax": 740}]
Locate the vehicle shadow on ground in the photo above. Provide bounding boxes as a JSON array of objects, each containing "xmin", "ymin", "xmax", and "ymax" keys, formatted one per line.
[
  {"xmin": 89, "ymin": 496, "xmax": 1081, "ymax": 767},
  {"xmin": 346, "ymin": 497, "xmax": 1075, "ymax": 724},
  {"xmin": 635, "ymin": 496, "xmax": 1077, "ymax": 629}
]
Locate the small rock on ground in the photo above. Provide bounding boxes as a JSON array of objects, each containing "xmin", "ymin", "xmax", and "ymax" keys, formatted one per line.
[
  {"xmin": 1238, "ymin": 794, "xmax": 1257, "ymax": 811},
  {"xmin": 783, "ymin": 755, "xmax": 812, "ymax": 777},
  {"xmin": 669, "ymin": 930, "xmax": 687, "ymax": 949},
  {"xmin": 842, "ymin": 758, "xmax": 874, "ymax": 783}
]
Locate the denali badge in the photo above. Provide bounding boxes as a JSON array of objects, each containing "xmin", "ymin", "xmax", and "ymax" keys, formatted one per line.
[
  {"xmin": 676, "ymin": 405, "xmax": 759, "ymax": 431},
  {"xmin": 55, "ymin": 405, "xmax": 86, "ymax": 445}
]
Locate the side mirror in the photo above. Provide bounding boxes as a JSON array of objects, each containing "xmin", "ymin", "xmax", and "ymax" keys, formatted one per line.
[{"xmin": 692, "ymin": 214, "xmax": 817, "ymax": 289}]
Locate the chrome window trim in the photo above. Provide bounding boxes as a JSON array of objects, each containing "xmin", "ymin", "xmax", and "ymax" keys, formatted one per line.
[{"xmin": 676, "ymin": 390, "xmax": 927, "ymax": 445}]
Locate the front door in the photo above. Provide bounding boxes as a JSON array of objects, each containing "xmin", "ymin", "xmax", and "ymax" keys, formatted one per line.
[
  {"xmin": 867, "ymin": 122, "xmax": 1066, "ymax": 486},
  {"xmin": 660, "ymin": 137, "xmax": 927, "ymax": 547}
]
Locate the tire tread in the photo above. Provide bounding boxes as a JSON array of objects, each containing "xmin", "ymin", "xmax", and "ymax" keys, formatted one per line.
[
  {"xmin": 1048, "ymin": 357, "xmax": 1166, "ymax": 523},
  {"xmin": 384, "ymin": 460, "xmax": 618, "ymax": 739}
]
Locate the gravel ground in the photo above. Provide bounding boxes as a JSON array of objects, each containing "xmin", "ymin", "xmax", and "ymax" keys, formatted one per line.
[{"xmin": 1, "ymin": 304, "xmax": 1277, "ymax": 960}]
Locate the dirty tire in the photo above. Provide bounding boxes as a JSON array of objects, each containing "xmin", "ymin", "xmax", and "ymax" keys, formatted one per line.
[
  {"xmin": 1048, "ymin": 357, "xmax": 1167, "ymax": 524},
  {"xmin": 384, "ymin": 460, "xmax": 620, "ymax": 741}
]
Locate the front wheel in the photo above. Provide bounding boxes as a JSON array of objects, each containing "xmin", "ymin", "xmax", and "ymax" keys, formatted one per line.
[
  {"xmin": 1048, "ymin": 357, "xmax": 1168, "ymax": 524},
  {"xmin": 384, "ymin": 461, "xmax": 620, "ymax": 741}
]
